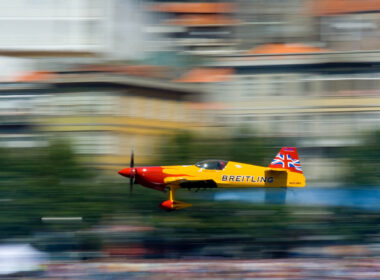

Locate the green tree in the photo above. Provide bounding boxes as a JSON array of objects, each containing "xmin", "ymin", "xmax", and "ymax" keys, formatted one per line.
[
  {"xmin": 158, "ymin": 131, "xmax": 195, "ymax": 165},
  {"xmin": 157, "ymin": 129, "xmax": 278, "ymax": 166},
  {"xmin": 344, "ymin": 131, "xmax": 380, "ymax": 186},
  {"xmin": 0, "ymin": 140, "xmax": 113, "ymax": 238}
]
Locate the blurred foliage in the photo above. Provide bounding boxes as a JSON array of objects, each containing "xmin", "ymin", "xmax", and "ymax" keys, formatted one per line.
[
  {"xmin": 156, "ymin": 129, "xmax": 288, "ymax": 166},
  {"xmin": 99, "ymin": 200, "xmax": 380, "ymax": 259},
  {"xmin": 343, "ymin": 130, "xmax": 380, "ymax": 186},
  {"xmin": 0, "ymin": 136, "xmax": 379, "ymax": 259},
  {"xmin": 0, "ymin": 139, "xmax": 130, "ymax": 239}
]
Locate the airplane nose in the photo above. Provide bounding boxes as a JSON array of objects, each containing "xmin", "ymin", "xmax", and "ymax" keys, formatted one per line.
[{"xmin": 118, "ymin": 168, "xmax": 131, "ymax": 177}]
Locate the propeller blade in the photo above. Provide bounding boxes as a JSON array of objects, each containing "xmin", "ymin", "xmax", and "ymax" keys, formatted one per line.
[
  {"xmin": 130, "ymin": 176, "xmax": 134, "ymax": 196},
  {"xmin": 130, "ymin": 149, "xmax": 134, "ymax": 168},
  {"xmin": 130, "ymin": 149, "xmax": 134, "ymax": 196}
]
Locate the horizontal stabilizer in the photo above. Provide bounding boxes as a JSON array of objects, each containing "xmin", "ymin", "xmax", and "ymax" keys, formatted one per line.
[{"xmin": 266, "ymin": 168, "xmax": 288, "ymax": 173}]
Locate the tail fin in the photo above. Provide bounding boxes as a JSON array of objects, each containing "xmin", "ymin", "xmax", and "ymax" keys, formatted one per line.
[{"xmin": 269, "ymin": 147, "xmax": 303, "ymax": 174}]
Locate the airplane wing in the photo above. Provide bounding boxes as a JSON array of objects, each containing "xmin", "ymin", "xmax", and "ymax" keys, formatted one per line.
[
  {"xmin": 166, "ymin": 177, "xmax": 217, "ymax": 189},
  {"xmin": 180, "ymin": 179, "xmax": 217, "ymax": 189}
]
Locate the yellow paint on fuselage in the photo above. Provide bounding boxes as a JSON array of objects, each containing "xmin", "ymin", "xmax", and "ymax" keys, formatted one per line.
[{"xmin": 162, "ymin": 161, "xmax": 305, "ymax": 188}]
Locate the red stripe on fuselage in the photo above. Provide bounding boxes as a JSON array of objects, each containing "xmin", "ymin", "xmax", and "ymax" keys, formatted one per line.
[
  {"xmin": 119, "ymin": 166, "xmax": 193, "ymax": 191},
  {"xmin": 134, "ymin": 166, "xmax": 166, "ymax": 190}
]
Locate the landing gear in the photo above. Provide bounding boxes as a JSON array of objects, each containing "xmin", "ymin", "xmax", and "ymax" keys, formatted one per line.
[
  {"xmin": 168, "ymin": 186, "xmax": 176, "ymax": 201},
  {"xmin": 159, "ymin": 186, "xmax": 192, "ymax": 211}
]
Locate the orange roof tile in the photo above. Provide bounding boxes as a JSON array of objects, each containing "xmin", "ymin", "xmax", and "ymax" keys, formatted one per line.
[
  {"xmin": 164, "ymin": 14, "xmax": 239, "ymax": 26},
  {"xmin": 78, "ymin": 65, "xmax": 169, "ymax": 78},
  {"xmin": 186, "ymin": 102, "xmax": 226, "ymax": 110},
  {"xmin": 14, "ymin": 71, "xmax": 57, "ymax": 82},
  {"xmin": 246, "ymin": 43, "xmax": 328, "ymax": 55},
  {"xmin": 174, "ymin": 68, "xmax": 234, "ymax": 83},
  {"xmin": 148, "ymin": 2, "xmax": 235, "ymax": 14},
  {"xmin": 310, "ymin": 0, "xmax": 380, "ymax": 16},
  {"xmin": 76, "ymin": 65, "xmax": 122, "ymax": 72},
  {"xmin": 121, "ymin": 65, "xmax": 169, "ymax": 78}
]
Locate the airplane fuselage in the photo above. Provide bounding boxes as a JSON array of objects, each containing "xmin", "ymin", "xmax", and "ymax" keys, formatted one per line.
[
  {"xmin": 118, "ymin": 147, "xmax": 306, "ymax": 210},
  {"xmin": 120, "ymin": 161, "xmax": 305, "ymax": 191}
]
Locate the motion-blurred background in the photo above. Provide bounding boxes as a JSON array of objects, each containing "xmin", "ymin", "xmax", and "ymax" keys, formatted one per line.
[{"xmin": 0, "ymin": 0, "xmax": 379, "ymax": 279}]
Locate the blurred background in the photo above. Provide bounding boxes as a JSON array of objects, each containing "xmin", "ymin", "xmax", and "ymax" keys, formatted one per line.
[{"xmin": 0, "ymin": 0, "xmax": 379, "ymax": 279}]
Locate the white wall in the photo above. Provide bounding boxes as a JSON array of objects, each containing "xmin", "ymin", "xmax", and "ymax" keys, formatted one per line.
[{"xmin": 0, "ymin": 0, "xmax": 105, "ymax": 52}]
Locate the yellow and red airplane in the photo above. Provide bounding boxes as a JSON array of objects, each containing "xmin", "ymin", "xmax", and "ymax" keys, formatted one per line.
[{"xmin": 118, "ymin": 147, "xmax": 305, "ymax": 211}]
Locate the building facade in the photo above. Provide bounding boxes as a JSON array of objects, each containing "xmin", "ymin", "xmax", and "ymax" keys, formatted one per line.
[{"xmin": 204, "ymin": 50, "xmax": 380, "ymax": 183}]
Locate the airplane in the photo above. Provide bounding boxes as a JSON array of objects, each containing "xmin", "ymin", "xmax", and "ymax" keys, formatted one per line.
[{"xmin": 118, "ymin": 147, "xmax": 305, "ymax": 211}]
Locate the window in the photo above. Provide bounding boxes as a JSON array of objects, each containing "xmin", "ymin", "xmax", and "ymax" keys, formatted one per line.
[{"xmin": 195, "ymin": 160, "xmax": 228, "ymax": 170}]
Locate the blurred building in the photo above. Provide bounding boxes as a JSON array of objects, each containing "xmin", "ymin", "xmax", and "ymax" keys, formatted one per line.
[
  {"xmin": 0, "ymin": 0, "xmax": 190, "ymax": 170},
  {"xmin": 15, "ymin": 67, "xmax": 209, "ymax": 170},
  {"xmin": 197, "ymin": 45, "xmax": 380, "ymax": 182},
  {"xmin": 0, "ymin": 0, "xmax": 148, "ymax": 61},
  {"xmin": 146, "ymin": 2, "xmax": 240, "ymax": 56},
  {"xmin": 311, "ymin": 0, "xmax": 380, "ymax": 51},
  {"xmin": 0, "ymin": 83, "xmax": 48, "ymax": 149},
  {"xmin": 0, "ymin": 0, "xmax": 107, "ymax": 56},
  {"xmin": 236, "ymin": 0, "xmax": 314, "ymax": 50},
  {"xmin": 146, "ymin": 1, "xmax": 316, "ymax": 55},
  {"xmin": 207, "ymin": 51, "xmax": 380, "ymax": 141},
  {"xmin": 0, "ymin": 0, "xmax": 379, "ymax": 183}
]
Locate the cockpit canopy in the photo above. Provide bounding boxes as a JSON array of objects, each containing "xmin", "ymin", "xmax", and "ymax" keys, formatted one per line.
[{"xmin": 195, "ymin": 160, "xmax": 228, "ymax": 170}]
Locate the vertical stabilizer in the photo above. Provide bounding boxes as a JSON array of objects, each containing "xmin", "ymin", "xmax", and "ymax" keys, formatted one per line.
[{"xmin": 269, "ymin": 147, "xmax": 303, "ymax": 174}]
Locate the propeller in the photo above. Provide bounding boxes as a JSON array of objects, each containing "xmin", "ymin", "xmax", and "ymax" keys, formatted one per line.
[{"xmin": 130, "ymin": 149, "xmax": 135, "ymax": 195}]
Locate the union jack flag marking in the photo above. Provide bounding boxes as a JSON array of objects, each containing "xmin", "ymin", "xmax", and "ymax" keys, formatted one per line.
[
  {"xmin": 271, "ymin": 153, "xmax": 285, "ymax": 167},
  {"xmin": 271, "ymin": 154, "xmax": 303, "ymax": 171},
  {"xmin": 287, "ymin": 155, "xmax": 303, "ymax": 171}
]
